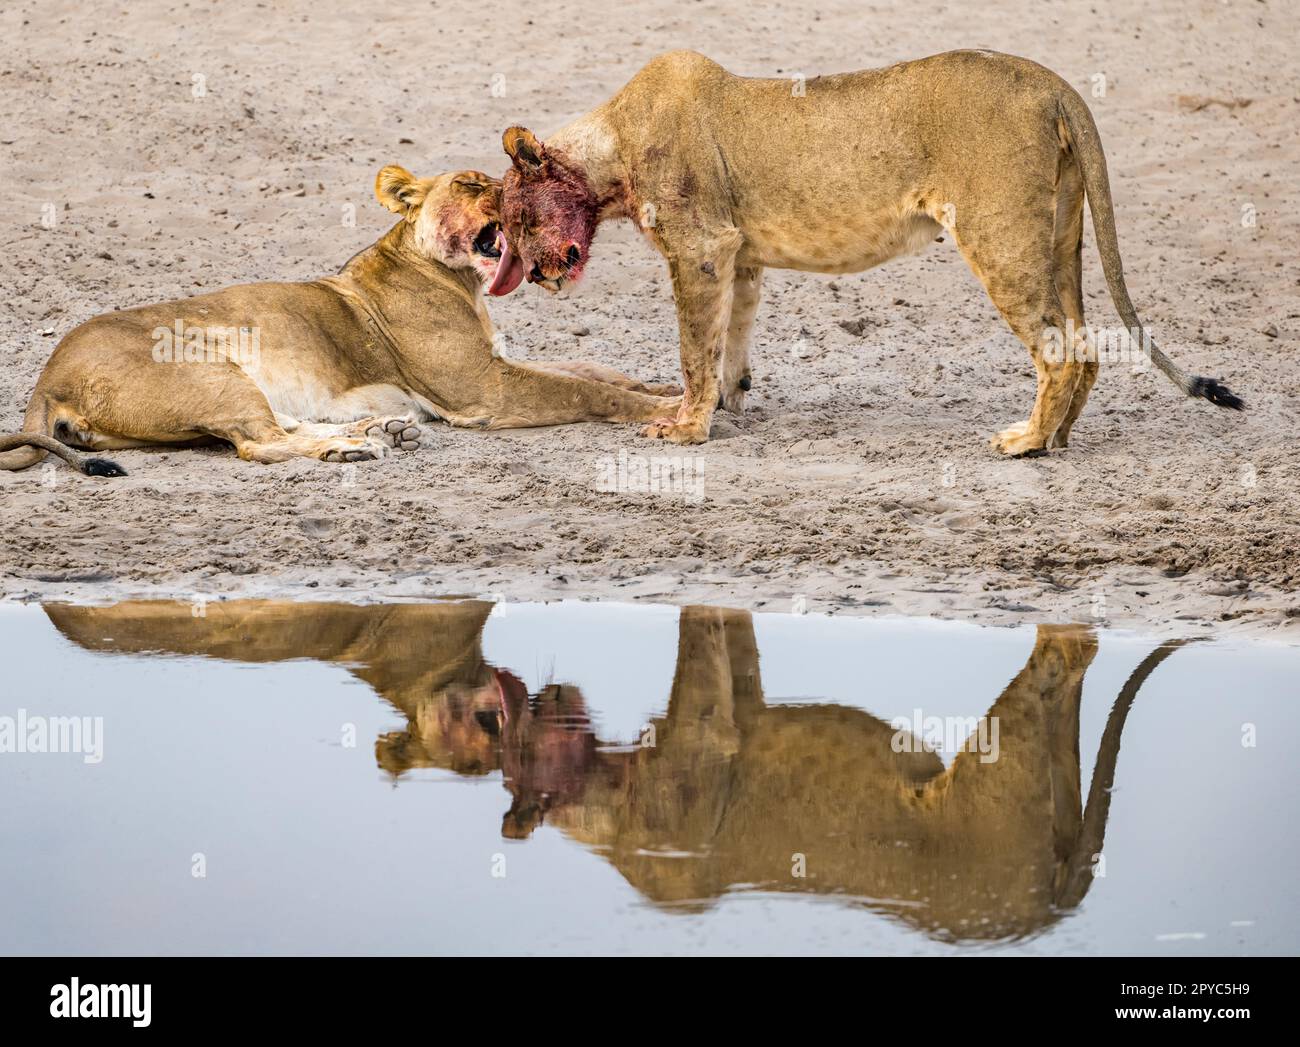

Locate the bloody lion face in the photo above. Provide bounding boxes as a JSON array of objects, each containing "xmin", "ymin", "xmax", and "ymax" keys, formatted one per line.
[{"xmin": 490, "ymin": 126, "xmax": 601, "ymax": 296}]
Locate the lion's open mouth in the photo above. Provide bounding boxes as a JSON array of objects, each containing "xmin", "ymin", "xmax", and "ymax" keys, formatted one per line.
[{"xmin": 473, "ymin": 222, "xmax": 502, "ymax": 259}]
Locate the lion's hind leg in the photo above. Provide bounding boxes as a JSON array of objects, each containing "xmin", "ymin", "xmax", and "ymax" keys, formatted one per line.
[
  {"xmin": 951, "ymin": 196, "xmax": 1083, "ymax": 457},
  {"xmin": 986, "ymin": 321, "xmax": 1082, "ymax": 458},
  {"xmin": 278, "ymin": 384, "xmax": 426, "ymax": 451},
  {"xmin": 1049, "ymin": 155, "xmax": 1096, "ymax": 449},
  {"xmin": 150, "ymin": 366, "xmax": 390, "ymax": 464},
  {"xmin": 223, "ymin": 413, "xmax": 391, "ymax": 465}
]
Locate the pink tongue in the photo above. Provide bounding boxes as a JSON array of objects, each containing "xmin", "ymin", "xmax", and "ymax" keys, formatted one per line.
[{"xmin": 488, "ymin": 239, "xmax": 525, "ymax": 296}]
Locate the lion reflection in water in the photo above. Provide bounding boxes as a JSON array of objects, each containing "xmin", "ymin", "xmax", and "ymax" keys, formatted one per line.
[{"xmin": 45, "ymin": 599, "xmax": 1184, "ymax": 942}]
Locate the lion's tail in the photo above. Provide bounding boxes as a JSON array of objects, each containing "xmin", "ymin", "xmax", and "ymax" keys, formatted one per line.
[
  {"xmin": 0, "ymin": 397, "xmax": 127, "ymax": 477},
  {"xmin": 1058, "ymin": 89, "xmax": 1244, "ymax": 411}
]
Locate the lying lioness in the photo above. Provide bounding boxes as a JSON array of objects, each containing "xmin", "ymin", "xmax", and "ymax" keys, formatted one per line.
[
  {"xmin": 0, "ymin": 167, "xmax": 679, "ymax": 475},
  {"xmin": 494, "ymin": 49, "xmax": 1243, "ymax": 452}
]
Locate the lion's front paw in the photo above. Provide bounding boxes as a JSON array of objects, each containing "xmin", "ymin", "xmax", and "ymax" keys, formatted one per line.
[
  {"xmin": 718, "ymin": 373, "xmax": 751, "ymax": 415},
  {"xmin": 719, "ymin": 387, "xmax": 747, "ymax": 414},
  {"xmin": 989, "ymin": 422, "xmax": 1049, "ymax": 458},
  {"xmin": 319, "ymin": 437, "xmax": 390, "ymax": 463},
  {"xmin": 640, "ymin": 417, "xmax": 710, "ymax": 445},
  {"xmin": 358, "ymin": 416, "xmax": 422, "ymax": 451}
]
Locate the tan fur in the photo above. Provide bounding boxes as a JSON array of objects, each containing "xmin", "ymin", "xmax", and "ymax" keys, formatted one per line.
[
  {"xmin": 510, "ymin": 611, "xmax": 1182, "ymax": 935},
  {"xmin": 0, "ymin": 169, "xmax": 679, "ymax": 474},
  {"xmin": 503, "ymin": 49, "xmax": 1240, "ymax": 452},
  {"xmin": 46, "ymin": 600, "xmax": 1183, "ymax": 941}
]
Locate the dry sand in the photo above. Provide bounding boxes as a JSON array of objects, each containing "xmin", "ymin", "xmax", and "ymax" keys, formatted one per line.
[{"xmin": 1, "ymin": 0, "xmax": 1297, "ymax": 636}]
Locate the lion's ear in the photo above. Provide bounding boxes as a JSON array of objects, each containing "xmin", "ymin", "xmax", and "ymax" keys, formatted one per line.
[
  {"xmin": 502, "ymin": 127, "xmax": 544, "ymax": 174},
  {"xmin": 375, "ymin": 165, "xmax": 428, "ymax": 215}
]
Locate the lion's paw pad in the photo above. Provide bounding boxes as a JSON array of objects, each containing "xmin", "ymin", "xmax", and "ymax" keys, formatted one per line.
[{"xmin": 361, "ymin": 417, "xmax": 422, "ymax": 451}]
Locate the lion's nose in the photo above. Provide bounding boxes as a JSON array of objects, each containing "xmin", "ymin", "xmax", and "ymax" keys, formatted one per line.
[
  {"xmin": 528, "ymin": 263, "xmax": 544, "ymax": 283},
  {"xmin": 565, "ymin": 244, "xmax": 581, "ymax": 268}
]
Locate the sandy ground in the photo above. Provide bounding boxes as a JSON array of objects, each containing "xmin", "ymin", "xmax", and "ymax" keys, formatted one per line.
[{"xmin": 1, "ymin": 0, "xmax": 1297, "ymax": 637}]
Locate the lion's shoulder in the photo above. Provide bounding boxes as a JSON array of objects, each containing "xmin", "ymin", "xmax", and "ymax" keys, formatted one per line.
[{"xmin": 625, "ymin": 50, "xmax": 726, "ymax": 90}]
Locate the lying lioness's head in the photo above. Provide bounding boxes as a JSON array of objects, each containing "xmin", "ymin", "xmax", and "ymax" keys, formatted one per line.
[
  {"xmin": 492, "ymin": 126, "xmax": 600, "ymax": 296},
  {"xmin": 375, "ymin": 166, "xmax": 507, "ymax": 286}
]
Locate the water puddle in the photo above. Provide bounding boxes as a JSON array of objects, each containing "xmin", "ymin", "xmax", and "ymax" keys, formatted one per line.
[{"xmin": 0, "ymin": 599, "xmax": 1295, "ymax": 954}]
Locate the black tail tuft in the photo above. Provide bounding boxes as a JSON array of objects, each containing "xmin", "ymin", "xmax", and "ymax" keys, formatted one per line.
[
  {"xmin": 1190, "ymin": 376, "xmax": 1245, "ymax": 411},
  {"xmin": 82, "ymin": 457, "xmax": 128, "ymax": 478}
]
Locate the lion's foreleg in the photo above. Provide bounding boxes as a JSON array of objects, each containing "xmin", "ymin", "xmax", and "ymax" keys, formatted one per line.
[
  {"xmin": 457, "ymin": 360, "xmax": 681, "ymax": 429},
  {"xmin": 719, "ymin": 265, "xmax": 762, "ymax": 414},
  {"xmin": 531, "ymin": 360, "xmax": 681, "ymax": 398},
  {"xmin": 641, "ymin": 233, "xmax": 740, "ymax": 445}
]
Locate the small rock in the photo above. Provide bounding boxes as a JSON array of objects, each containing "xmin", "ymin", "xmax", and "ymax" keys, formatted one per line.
[{"xmin": 1262, "ymin": 323, "xmax": 1279, "ymax": 338}]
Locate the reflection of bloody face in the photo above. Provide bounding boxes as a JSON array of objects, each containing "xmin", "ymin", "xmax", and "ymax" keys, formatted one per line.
[{"xmin": 498, "ymin": 680, "xmax": 599, "ymax": 838}]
